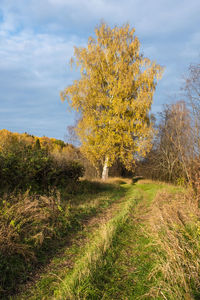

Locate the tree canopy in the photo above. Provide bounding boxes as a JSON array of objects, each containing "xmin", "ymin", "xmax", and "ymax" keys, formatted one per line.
[{"xmin": 61, "ymin": 23, "xmax": 163, "ymax": 178}]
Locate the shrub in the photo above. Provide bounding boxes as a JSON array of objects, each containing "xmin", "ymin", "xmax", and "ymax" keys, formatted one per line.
[{"xmin": 0, "ymin": 143, "xmax": 84, "ymax": 193}]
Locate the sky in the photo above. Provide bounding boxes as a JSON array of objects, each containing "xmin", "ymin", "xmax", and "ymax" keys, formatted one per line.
[{"xmin": 0, "ymin": 0, "xmax": 200, "ymax": 141}]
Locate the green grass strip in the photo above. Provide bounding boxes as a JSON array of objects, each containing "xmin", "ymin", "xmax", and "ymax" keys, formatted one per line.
[
  {"xmin": 70, "ymin": 182, "xmax": 169, "ymax": 299},
  {"xmin": 52, "ymin": 185, "xmax": 138, "ymax": 299}
]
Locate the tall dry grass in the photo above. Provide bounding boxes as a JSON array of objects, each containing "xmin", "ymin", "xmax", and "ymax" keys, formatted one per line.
[
  {"xmin": 0, "ymin": 192, "xmax": 70, "ymax": 294},
  {"xmin": 0, "ymin": 192, "xmax": 67, "ymax": 252},
  {"xmin": 146, "ymin": 189, "xmax": 200, "ymax": 299}
]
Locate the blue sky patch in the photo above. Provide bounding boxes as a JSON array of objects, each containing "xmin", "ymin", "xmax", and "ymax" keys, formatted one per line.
[{"xmin": 0, "ymin": 0, "xmax": 200, "ymax": 140}]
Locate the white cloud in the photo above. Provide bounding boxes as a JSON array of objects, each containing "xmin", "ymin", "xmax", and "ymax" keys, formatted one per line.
[
  {"xmin": 0, "ymin": 28, "xmax": 85, "ymax": 91},
  {"xmin": 1, "ymin": 0, "xmax": 199, "ymax": 37}
]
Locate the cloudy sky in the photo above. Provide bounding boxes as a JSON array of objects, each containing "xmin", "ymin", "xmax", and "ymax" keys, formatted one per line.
[{"xmin": 0, "ymin": 0, "xmax": 200, "ymax": 140}]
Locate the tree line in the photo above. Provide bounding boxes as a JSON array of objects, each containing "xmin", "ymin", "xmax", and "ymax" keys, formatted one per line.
[{"xmin": 136, "ymin": 62, "xmax": 200, "ymax": 189}]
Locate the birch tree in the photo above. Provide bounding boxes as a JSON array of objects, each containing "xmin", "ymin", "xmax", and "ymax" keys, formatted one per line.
[{"xmin": 61, "ymin": 23, "xmax": 163, "ymax": 179}]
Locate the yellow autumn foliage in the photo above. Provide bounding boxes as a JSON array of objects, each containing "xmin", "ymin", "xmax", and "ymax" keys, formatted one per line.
[
  {"xmin": 0, "ymin": 129, "xmax": 73, "ymax": 155},
  {"xmin": 61, "ymin": 23, "xmax": 163, "ymax": 171}
]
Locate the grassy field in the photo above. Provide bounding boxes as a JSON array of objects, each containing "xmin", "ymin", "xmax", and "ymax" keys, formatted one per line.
[{"xmin": 8, "ymin": 179, "xmax": 200, "ymax": 299}]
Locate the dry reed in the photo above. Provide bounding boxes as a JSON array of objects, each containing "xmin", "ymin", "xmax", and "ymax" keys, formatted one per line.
[{"xmin": 145, "ymin": 189, "xmax": 200, "ymax": 299}]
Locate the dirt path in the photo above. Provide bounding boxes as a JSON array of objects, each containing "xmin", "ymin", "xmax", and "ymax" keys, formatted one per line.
[
  {"xmin": 14, "ymin": 181, "xmax": 174, "ymax": 300},
  {"xmin": 14, "ymin": 184, "xmax": 132, "ymax": 299}
]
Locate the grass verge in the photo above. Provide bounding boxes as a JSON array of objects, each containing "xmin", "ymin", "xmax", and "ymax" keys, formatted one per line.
[{"xmin": 146, "ymin": 188, "xmax": 200, "ymax": 299}]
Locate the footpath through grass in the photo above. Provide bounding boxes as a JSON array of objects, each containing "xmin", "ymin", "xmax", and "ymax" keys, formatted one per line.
[
  {"xmin": 13, "ymin": 179, "xmax": 130, "ymax": 299},
  {"xmin": 72, "ymin": 181, "xmax": 165, "ymax": 300},
  {"xmin": 1, "ymin": 179, "xmax": 125, "ymax": 299},
  {"xmin": 13, "ymin": 179, "xmax": 197, "ymax": 299}
]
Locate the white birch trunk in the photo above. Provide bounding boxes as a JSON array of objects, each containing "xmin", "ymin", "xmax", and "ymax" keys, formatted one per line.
[{"xmin": 102, "ymin": 156, "xmax": 109, "ymax": 180}]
